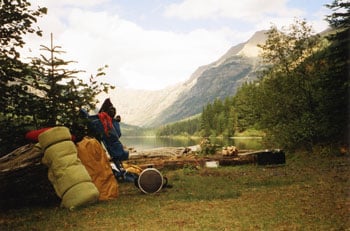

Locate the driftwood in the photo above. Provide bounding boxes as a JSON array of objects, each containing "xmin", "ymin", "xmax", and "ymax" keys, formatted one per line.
[
  {"xmin": 126, "ymin": 149, "xmax": 256, "ymax": 170},
  {"xmin": 0, "ymin": 144, "xmax": 258, "ymax": 209}
]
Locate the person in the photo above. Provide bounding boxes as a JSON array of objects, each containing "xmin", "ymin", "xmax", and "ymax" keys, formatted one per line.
[
  {"xmin": 106, "ymin": 107, "xmax": 121, "ymax": 138},
  {"xmin": 104, "ymin": 106, "xmax": 129, "ymax": 161},
  {"xmin": 114, "ymin": 115, "xmax": 122, "ymax": 138},
  {"xmin": 80, "ymin": 99, "xmax": 129, "ymax": 162},
  {"xmin": 80, "ymin": 98, "xmax": 137, "ymax": 182}
]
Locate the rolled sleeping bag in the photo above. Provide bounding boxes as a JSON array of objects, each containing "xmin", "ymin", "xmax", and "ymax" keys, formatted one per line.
[
  {"xmin": 61, "ymin": 181, "xmax": 99, "ymax": 210},
  {"xmin": 25, "ymin": 127, "xmax": 76, "ymax": 143},
  {"xmin": 39, "ymin": 127, "xmax": 72, "ymax": 150},
  {"xmin": 42, "ymin": 141, "xmax": 77, "ymax": 167},
  {"xmin": 39, "ymin": 126, "xmax": 99, "ymax": 209}
]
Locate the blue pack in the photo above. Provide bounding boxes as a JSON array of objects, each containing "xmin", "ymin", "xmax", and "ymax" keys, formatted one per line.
[{"xmin": 80, "ymin": 109, "xmax": 129, "ymax": 162}]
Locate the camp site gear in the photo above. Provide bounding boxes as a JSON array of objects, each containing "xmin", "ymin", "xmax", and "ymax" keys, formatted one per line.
[
  {"xmin": 256, "ymin": 149, "xmax": 286, "ymax": 165},
  {"xmin": 136, "ymin": 167, "xmax": 166, "ymax": 194},
  {"xmin": 39, "ymin": 126, "xmax": 99, "ymax": 210},
  {"xmin": 25, "ymin": 127, "xmax": 76, "ymax": 143},
  {"xmin": 76, "ymin": 136, "xmax": 119, "ymax": 201},
  {"xmin": 81, "ymin": 102, "xmax": 170, "ymax": 194},
  {"xmin": 110, "ymin": 162, "xmax": 142, "ymax": 183}
]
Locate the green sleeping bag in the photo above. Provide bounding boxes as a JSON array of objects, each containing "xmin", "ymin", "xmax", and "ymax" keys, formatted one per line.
[{"xmin": 39, "ymin": 126, "xmax": 99, "ymax": 210}]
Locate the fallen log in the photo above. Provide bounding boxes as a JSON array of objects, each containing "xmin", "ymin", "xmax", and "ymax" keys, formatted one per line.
[
  {"xmin": 126, "ymin": 152, "xmax": 256, "ymax": 170},
  {"xmin": 0, "ymin": 144, "xmax": 59, "ymax": 210}
]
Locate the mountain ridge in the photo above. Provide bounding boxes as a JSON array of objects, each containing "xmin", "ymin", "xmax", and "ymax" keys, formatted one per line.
[{"xmin": 98, "ymin": 30, "xmax": 268, "ymax": 127}]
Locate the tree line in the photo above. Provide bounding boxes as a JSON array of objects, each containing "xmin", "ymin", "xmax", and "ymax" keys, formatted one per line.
[{"xmin": 157, "ymin": 1, "xmax": 349, "ymax": 151}]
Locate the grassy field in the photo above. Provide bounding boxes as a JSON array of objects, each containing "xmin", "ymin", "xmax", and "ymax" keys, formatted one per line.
[{"xmin": 0, "ymin": 149, "xmax": 349, "ymax": 231}]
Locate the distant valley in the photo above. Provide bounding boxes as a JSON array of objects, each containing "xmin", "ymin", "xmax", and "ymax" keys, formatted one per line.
[{"xmin": 98, "ymin": 30, "xmax": 268, "ymax": 127}]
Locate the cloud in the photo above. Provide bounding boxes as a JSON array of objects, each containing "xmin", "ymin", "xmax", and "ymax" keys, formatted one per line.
[
  {"xmin": 21, "ymin": 0, "xmax": 329, "ymax": 90},
  {"xmin": 25, "ymin": 5, "xmax": 235, "ymax": 90},
  {"xmin": 163, "ymin": 0, "xmax": 303, "ymax": 22}
]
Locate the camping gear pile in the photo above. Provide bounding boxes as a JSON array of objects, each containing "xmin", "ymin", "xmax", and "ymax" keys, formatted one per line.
[
  {"xmin": 0, "ymin": 98, "xmax": 168, "ymax": 210},
  {"xmin": 80, "ymin": 99, "xmax": 168, "ymax": 195}
]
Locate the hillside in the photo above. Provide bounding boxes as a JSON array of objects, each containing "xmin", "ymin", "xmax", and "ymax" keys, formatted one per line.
[
  {"xmin": 152, "ymin": 56, "xmax": 259, "ymax": 127},
  {"xmin": 99, "ymin": 30, "xmax": 268, "ymax": 127}
]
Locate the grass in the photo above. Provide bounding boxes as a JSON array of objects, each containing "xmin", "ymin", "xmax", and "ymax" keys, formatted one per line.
[{"xmin": 0, "ymin": 150, "xmax": 349, "ymax": 231}]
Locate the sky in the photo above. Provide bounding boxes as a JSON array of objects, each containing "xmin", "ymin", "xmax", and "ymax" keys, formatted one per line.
[{"xmin": 22, "ymin": 0, "xmax": 332, "ymax": 90}]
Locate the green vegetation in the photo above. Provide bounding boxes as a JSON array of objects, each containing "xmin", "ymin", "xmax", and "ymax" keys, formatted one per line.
[
  {"xmin": 157, "ymin": 4, "xmax": 349, "ymax": 152},
  {"xmin": 235, "ymin": 14, "xmax": 349, "ymax": 150},
  {"xmin": 1, "ymin": 0, "xmax": 47, "ymax": 155},
  {"xmin": 201, "ymin": 98, "xmax": 237, "ymax": 137},
  {"xmin": 1, "ymin": 150, "xmax": 349, "ymax": 230},
  {"xmin": 0, "ymin": 1, "xmax": 113, "ymax": 155},
  {"xmin": 156, "ymin": 115, "xmax": 201, "ymax": 137}
]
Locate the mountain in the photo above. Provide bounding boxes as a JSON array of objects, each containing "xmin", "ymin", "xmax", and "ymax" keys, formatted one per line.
[{"xmin": 98, "ymin": 30, "xmax": 268, "ymax": 127}]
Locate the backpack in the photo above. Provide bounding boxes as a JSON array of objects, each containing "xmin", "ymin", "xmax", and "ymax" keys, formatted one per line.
[{"xmin": 77, "ymin": 136, "xmax": 119, "ymax": 200}]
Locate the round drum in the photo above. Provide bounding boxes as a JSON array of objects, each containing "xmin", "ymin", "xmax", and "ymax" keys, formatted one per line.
[{"xmin": 137, "ymin": 168, "xmax": 164, "ymax": 194}]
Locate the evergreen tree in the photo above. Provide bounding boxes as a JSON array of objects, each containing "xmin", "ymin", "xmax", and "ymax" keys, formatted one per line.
[
  {"xmin": 201, "ymin": 104, "xmax": 213, "ymax": 137},
  {"xmin": 29, "ymin": 34, "xmax": 113, "ymax": 139},
  {"xmin": 156, "ymin": 116, "xmax": 201, "ymax": 137},
  {"xmin": 233, "ymin": 82, "xmax": 260, "ymax": 132},
  {"xmin": 324, "ymin": 0, "xmax": 350, "ymax": 143}
]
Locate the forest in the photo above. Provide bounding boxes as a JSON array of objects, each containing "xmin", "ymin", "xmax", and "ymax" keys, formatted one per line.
[
  {"xmin": 157, "ymin": 1, "xmax": 349, "ymax": 151},
  {"xmin": 1, "ymin": 0, "xmax": 349, "ymax": 156}
]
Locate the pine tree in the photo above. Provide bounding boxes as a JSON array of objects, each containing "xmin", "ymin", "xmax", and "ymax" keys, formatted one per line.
[
  {"xmin": 323, "ymin": 0, "xmax": 350, "ymax": 143},
  {"xmin": 29, "ymin": 34, "xmax": 113, "ymax": 138}
]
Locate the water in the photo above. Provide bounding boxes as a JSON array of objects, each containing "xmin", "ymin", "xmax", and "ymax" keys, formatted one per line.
[{"xmin": 120, "ymin": 136, "xmax": 263, "ymax": 151}]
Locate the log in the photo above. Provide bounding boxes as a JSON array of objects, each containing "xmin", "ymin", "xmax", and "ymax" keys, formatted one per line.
[
  {"xmin": 125, "ymin": 150, "xmax": 257, "ymax": 170},
  {"xmin": 0, "ymin": 144, "xmax": 59, "ymax": 210}
]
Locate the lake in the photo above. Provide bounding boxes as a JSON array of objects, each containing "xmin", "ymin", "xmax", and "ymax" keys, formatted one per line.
[{"xmin": 120, "ymin": 136, "xmax": 263, "ymax": 151}]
